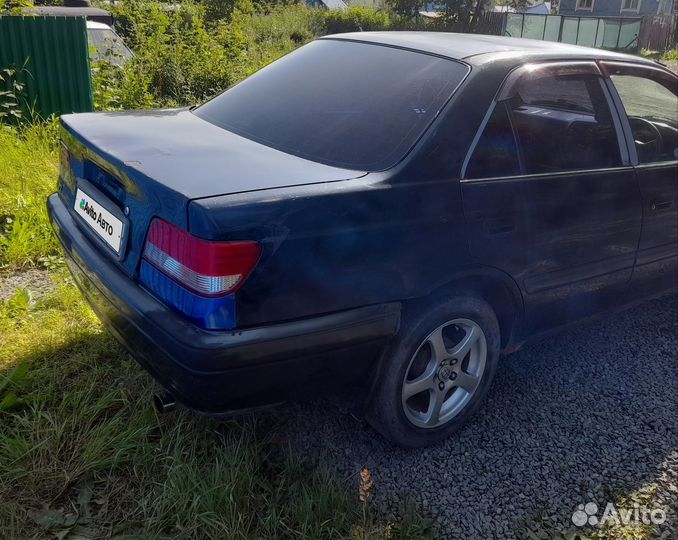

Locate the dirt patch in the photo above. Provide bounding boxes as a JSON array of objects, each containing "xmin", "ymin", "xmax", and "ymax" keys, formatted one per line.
[{"xmin": 0, "ymin": 269, "xmax": 55, "ymax": 303}]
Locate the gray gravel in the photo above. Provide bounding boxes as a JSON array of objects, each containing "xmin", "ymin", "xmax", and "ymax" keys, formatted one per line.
[
  {"xmin": 269, "ymin": 294, "xmax": 677, "ymax": 539},
  {"xmin": 0, "ymin": 268, "xmax": 55, "ymax": 302}
]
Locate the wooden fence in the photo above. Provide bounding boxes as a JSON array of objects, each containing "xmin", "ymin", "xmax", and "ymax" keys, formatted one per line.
[
  {"xmin": 638, "ymin": 15, "xmax": 677, "ymax": 51},
  {"xmin": 474, "ymin": 11, "xmax": 506, "ymax": 36}
]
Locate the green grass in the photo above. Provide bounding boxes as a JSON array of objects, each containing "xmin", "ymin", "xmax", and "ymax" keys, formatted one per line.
[
  {"xmin": 0, "ymin": 122, "xmax": 61, "ymax": 271},
  {"xmin": 0, "ymin": 127, "xmax": 432, "ymax": 539},
  {"xmin": 639, "ymin": 48, "xmax": 678, "ymax": 63},
  {"xmin": 661, "ymin": 49, "xmax": 678, "ymax": 62}
]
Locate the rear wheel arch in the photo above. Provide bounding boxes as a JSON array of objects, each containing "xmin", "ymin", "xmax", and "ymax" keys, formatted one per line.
[
  {"xmin": 410, "ymin": 267, "xmax": 525, "ymax": 351},
  {"xmin": 367, "ymin": 292, "xmax": 501, "ymax": 447},
  {"xmin": 362, "ymin": 267, "xmax": 524, "ymax": 428}
]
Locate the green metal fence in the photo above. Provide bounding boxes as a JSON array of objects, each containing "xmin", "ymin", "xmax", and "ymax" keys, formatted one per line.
[
  {"xmin": 504, "ymin": 14, "xmax": 641, "ymax": 53},
  {"xmin": 0, "ymin": 15, "xmax": 93, "ymax": 119}
]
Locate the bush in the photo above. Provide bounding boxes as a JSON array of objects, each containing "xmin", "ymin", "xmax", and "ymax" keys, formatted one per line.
[
  {"xmin": 319, "ymin": 6, "xmax": 391, "ymax": 34},
  {"xmin": 231, "ymin": 3, "xmax": 319, "ymax": 78},
  {"xmin": 97, "ymin": 0, "xmax": 395, "ymax": 111},
  {"xmin": 105, "ymin": 0, "xmax": 243, "ymax": 107}
]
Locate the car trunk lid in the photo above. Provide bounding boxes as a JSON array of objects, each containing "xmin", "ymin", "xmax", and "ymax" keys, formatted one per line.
[
  {"xmin": 62, "ymin": 109, "xmax": 365, "ymax": 199},
  {"xmin": 59, "ymin": 109, "xmax": 365, "ymax": 278}
]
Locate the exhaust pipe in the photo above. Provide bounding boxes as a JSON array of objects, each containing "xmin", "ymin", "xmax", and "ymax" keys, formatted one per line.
[{"xmin": 153, "ymin": 392, "xmax": 176, "ymax": 413}]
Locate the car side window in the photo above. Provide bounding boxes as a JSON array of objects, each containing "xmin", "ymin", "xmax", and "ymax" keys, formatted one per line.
[
  {"xmin": 466, "ymin": 103, "xmax": 521, "ymax": 179},
  {"xmin": 507, "ymin": 74, "xmax": 622, "ymax": 174},
  {"xmin": 466, "ymin": 72, "xmax": 622, "ymax": 179},
  {"xmin": 610, "ymin": 73, "xmax": 678, "ymax": 164}
]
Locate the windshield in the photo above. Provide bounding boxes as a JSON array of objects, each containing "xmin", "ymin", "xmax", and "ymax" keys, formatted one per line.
[{"xmin": 194, "ymin": 40, "xmax": 468, "ymax": 171}]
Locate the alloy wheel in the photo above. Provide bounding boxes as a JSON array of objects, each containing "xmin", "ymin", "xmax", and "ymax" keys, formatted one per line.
[{"xmin": 401, "ymin": 318, "xmax": 487, "ymax": 429}]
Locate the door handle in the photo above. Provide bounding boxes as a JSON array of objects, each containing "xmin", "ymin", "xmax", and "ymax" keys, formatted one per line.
[
  {"xmin": 487, "ymin": 223, "xmax": 517, "ymax": 235},
  {"xmin": 651, "ymin": 200, "xmax": 672, "ymax": 211}
]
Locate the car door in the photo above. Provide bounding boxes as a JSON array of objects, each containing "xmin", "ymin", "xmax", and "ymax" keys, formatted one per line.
[
  {"xmin": 601, "ymin": 62, "xmax": 678, "ymax": 296},
  {"xmin": 460, "ymin": 61, "xmax": 642, "ymax": 334}
]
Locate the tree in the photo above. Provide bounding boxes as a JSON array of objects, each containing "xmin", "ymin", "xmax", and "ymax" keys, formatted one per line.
[
  {"xmin": 0, "ymin": 0, "xmax": 33, "ymax": 13},
  {"xmin": 386, "ymin": 0, "xmax": 489, "ymax": 31},
  {"xmin": 438, "ymin": 0, "xmax": 529, "ymax": 31},
  {"xmin": 439, "ymin": 0, "xmax": 477, "ymax": 30},
  {"xmin": 385, "ymin": 0, "xmax": 426, "ymax": 18}
]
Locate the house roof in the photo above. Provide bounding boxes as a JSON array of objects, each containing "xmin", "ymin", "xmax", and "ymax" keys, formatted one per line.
[
  {"xmin": 493, "ymin": 1, "xmax": 551, "ymax": 14},
  {"xmin": 321, "ymin": 32, "xmax": 656, "ymax": 66},
  {"xmin": 316, "ymin": 0, "xmax": 348, "ymax": 9}
]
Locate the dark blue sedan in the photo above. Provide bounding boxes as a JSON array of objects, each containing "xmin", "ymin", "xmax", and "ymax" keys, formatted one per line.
[{"xmin": 48, "ymin": 33, "xmax": 677, "ymax": 447}]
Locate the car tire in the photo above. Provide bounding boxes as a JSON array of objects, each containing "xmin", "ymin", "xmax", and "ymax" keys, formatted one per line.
[{"xmin": 367, "ymin": 293, "xmax": 500, "ymax": 448}]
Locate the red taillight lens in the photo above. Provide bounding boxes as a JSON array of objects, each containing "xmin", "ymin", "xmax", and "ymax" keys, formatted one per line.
[{"xmin": 142, "ymin": 218, "xmax": 261, "ymax": 297}]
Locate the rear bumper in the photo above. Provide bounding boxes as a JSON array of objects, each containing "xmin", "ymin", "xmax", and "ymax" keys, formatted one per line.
[{"xmin": 47, "ymin": 193, "xmax": 400, "ymax": 412}]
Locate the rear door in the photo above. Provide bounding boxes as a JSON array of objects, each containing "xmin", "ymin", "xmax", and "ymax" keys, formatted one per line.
[
  {"xmin": 601, "ymin": 62, "xmax": 678, "ymax": 295},
  {"xmin": 460, "ymin": 61, "xmax": 642, "ymax": 334}
]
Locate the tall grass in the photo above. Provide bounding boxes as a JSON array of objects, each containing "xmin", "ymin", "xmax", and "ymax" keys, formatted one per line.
[
  {"xmin": 0, "ymin": 277, "xmax": 431, "ymax": 538},
  {"xmin": 0, "ymin": 109, "xmax": 431, "ymax": 540},
  {"xmin": 0, "ymin": 122, "xmax": 60, "ymax": 270}
]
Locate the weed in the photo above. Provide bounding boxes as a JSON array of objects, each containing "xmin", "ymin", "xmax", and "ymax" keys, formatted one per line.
[
  {"xmin": 0, "ymin": 67, "xmax": 25, "ymax": 124},
  {"xmin": 0, "ymin": 360, "xmax": 33, "ymax": 411},
  {"xmin": 662, "ymin": 49, "xmax": 677, "ymax": 61}
]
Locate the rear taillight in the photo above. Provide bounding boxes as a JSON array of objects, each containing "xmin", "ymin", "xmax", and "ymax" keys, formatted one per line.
[
  {"xmin": 138, "ymin": 219, "xmax": 260, "ymax": 330},
  {"xmin": 142, "ymin": 219, "xmax": 260, "ymax": 298}
]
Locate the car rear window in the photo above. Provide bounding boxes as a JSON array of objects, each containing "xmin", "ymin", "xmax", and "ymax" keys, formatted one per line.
[{"xmin": 193, "ymin": 39, "xmax": 468, "ymax": 171}]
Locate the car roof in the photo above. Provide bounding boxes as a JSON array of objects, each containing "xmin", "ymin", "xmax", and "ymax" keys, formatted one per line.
[
  {"xmin": 25, "ymin": 6, "xmax": 112, "ymax": 17},
  {"xmin": 86, "ymin": 21, "xmax": 113, "ymax": 30},
  {"xmin": 322, "ymin": 32, "xmax": 657, "ymax": 68},
  {"xmin": 24, "ymin": 6, "xmax": 113, "ymax": 25}
]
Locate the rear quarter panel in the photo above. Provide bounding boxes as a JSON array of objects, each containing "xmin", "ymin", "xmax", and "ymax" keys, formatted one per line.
[{"xmin": 189, "ymin": 175, "xmax": 470, "ymax": 326}]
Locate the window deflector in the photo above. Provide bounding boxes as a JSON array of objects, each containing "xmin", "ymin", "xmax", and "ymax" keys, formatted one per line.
[
  {"xmin": 462, "ymin": 61, "xmax": 629, "ymax": 179},
  {"xmin": 496, "ymin": 61, "xmax": 603, "ymax": 102},
  {"xmin": 599, "ymin": 61, "xmax": 678, "ymax": 95}
]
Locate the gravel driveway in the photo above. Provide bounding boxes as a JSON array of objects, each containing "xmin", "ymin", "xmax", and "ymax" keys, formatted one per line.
[{"xmin": 273, "ymin": 294, "xmax": 677, "ymax": 539}]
